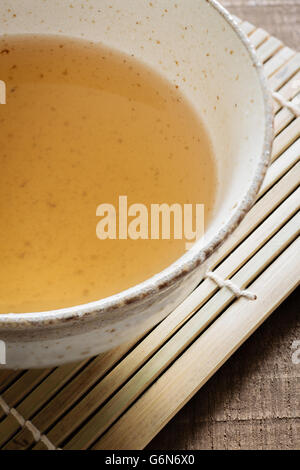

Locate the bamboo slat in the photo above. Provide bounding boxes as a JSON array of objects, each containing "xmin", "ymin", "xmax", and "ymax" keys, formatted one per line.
[
  {"xmin": 275, "ymin": 97, "xmax": 299, "ymax": 137},
  {"xmin": 0, "ymin": 362, "xmax": 86, "ymax": 447},
  {"xmin": 268, "ymin": 54, "xmax": 300, "ymax": 91},
  {"xmin": 30, "ymin": 165, "xmax": 300, "ymax": 449},
  {"xmin": 256, "ymin": 36, "xmax": 282, "ymax": 63},
  {"xmin": 2, "ymin": 340, "xmax": 138, "ymax": 450},
  {"xmin": 95, "ymin": 238, "xmax": 300, "ymax": 450},
  {"xmin": 0, "ymin": 18, "xmax": 299, "ymax": 451},
  {"xmin": 66, "ymin": 212, "xmax": 300, "ymax": 450},
  {"xmin": 0, "ymin": 371, "xmax": 23, "ymax": 395},
  {"xmin": 240, "ymin": 21, "xmax": 256, "ymax": 35},
  {"xmin": 273, "ymin": 74, "xmax": 300, "ymax": 135},
  {"xmin": 272, "ymin": 118, "xmax": 300, "ymax": 162},
  {"xmin": 0, "ymin": 369, "xmax": 52, "ymax": 422},
  {"xmin": 14, "ymin": 163, "xmax": 300, "ymax": 450},
  {"xmin": 260, "ymin": 140, "xmax": 299, "ymax": 195},
  {"xmin": 273, "ymin": 71, "xmax": 300, "ymax": 113},
  {"xmin": 248, "ymin": 28, "xmax": 269, "ymax": 48},
  {"xmin": 264, "ymin": 47, "xmax": 296, "ymax": 78}
]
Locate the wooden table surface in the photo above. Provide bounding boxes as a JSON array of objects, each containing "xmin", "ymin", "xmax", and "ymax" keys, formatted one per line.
[{"xmin": 147, "ymin": 0, "xmax": 300, "ymax": 451}]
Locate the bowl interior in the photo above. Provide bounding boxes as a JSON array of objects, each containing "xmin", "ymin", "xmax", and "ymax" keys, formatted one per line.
[
  {"xmin": 0, "ymin": 0, "xmax": 271, "ymax": 318},
  {"xmin": 2, "ymin": 0, "xmax": 268, "ymax": 245}
]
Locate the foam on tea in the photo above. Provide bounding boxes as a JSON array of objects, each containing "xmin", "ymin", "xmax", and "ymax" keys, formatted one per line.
[{"xmin": 0, "ymin": 35, "xmax": 217, "ymax": 314}]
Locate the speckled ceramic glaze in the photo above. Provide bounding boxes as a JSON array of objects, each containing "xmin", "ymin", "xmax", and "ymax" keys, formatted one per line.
[{"xmin": 0, "ymin": 0, "xmax": 273, "ymax": 369}]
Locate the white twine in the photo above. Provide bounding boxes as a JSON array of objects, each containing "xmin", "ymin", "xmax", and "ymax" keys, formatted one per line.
[
  {"xmin": 205, "ymin": 92, "xmax": 299, "ymax": 302},
  {"xmin": 206, "ymin": 272, "xmax": 257, "ymax": 301},
  {"xmin": 0, "ymin": 395, "xmax": 60, "ymax": 451},
  {"xmin": 0, "ymin": 90, "xmax": 297, "ymax": 452},
  {"xmin": 272, "ymin": 91, "xmax": 300, "ymax": 118}
]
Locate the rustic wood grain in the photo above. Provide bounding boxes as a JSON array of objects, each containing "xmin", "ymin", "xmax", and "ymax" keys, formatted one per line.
[
  {"xmin": 222, "ymin": 0, "xmax": 300, "ymax": 50},
  {"xmin": 147, "ymin": 0, "xmax": 300, "ymax": 451}
]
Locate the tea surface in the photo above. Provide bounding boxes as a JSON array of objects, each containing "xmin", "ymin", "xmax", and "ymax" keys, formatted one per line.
[{"xmin": 0, "ymin": 35, "xmax": 216, "ymax": 313}]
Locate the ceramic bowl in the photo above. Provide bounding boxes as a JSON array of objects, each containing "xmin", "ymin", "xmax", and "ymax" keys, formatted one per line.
[{"xmin": 0, "ymin": 0, "xmax": 273, "ymax": 369}]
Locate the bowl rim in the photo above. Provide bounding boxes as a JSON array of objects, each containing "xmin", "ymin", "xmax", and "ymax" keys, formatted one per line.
[{"xmin": 0, "ymin": 0, "xmax": 273, "ymax": 329}]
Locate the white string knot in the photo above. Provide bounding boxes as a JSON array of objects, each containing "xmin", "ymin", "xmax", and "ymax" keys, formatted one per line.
[
  {"xmin": 0, "ymin": 394, "xmax": 60, "ymax": 450},
  {"xmin": 0, "ymin": 77, "xmax": 297, "ymax": 455},
  {"xmin": 206, "ymin": 271, "xmax": 257, "ymax": 301},
  {"xmin": 272, "ymin": 91, "xmax": 300, "ymax": 118}
]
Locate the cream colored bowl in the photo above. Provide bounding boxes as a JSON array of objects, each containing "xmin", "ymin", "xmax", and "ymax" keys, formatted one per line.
[{"xmin": 0, "ymin": 0, "xmax": 273, "ymax": 369}]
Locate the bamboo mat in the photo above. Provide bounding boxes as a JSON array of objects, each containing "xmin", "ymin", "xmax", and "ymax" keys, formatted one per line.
[{"xmin": 0, "ymin": 18, "xmax": 299, "ymax": 451}]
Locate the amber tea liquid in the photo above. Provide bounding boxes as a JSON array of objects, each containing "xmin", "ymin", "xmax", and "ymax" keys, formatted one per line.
[{"xmin": 0, "ymin": 35, "xmax": 217, "ymax": 313}]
